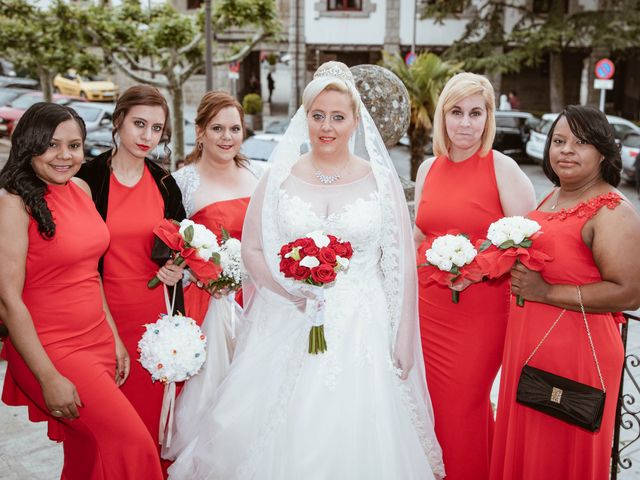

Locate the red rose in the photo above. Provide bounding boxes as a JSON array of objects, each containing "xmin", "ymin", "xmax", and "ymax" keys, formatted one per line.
[
  {"xmin": 318, "ymin": 247, "xmax": 337, "ymax": 264},
  {"xmin": 302, "ymin": 244, "xmax": 320, "ymax": 257},
  {"xmin": 293, "ymin": 238, "xmax": 312, "ymax": 248},
  {"xmin": 327, "ymin": 235, "xmax": 339, "ymax": 246},
  {"xmin": 279, "ymin": 257, "xmax": 295, "ymax": 275},
  {"xmin": 289, "ymin": 262, "xmax": 311, "ymax": 281},
  {"xmin": 311, "ymin": 263, "xmax": 337, "ymax": 284},
  {"xmin": 333, "ymin": 241, "xmax": 353, "ymax": 259}
]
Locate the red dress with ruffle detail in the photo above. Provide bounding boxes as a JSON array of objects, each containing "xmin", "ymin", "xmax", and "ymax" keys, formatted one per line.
[
  {"xmin": 416, "ymin": 150, "xmax": 510, "ymax": 480},
  {"xmin": 1, "ymin": 181, "xmax": 162, "ymax": 479},
  {"xmin": 183, "ymin": 197, "xmax": 250, "ymax": 323},
  {"xmin": 490, "ymin": 192, "xmax": 624, "ymax": 480}
]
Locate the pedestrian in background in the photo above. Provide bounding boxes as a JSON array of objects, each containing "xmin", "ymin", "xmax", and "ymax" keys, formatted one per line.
[
  {"xmin": 414, "ymin": 72, "xmax": 535, "ymax": 480},
  {"xmin": 77, "ymin": 85, "xmax": 186, "ymax": 477},
  {"xmin": 0, "ymin": 103, "xmax": 163, "ymax": 479},
  {"xmin": 267, "ymin": 72, "xmax": 275, "ymax": 103},
  {"xmin": 491, "ymin": 105, "xmax": 640, "ymax": 480},
  {"xmin": 508, "ymin": 90, "xmax": 520, "ymax": 110}
]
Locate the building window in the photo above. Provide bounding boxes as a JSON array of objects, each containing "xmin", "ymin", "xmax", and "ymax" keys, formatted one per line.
[
  {"xmin": 187, "ymin": 0, "xmax": 202, "ymax": 10},
  {"xmin": 327, "ymin": 0, "xmax": 362, "ymax": 10}
]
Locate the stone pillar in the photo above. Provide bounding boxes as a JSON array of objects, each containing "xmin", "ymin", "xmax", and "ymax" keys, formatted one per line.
[
  {"xmin": 384, "ymin": 0, "xmax": 401, "ymax": 56},
  {"xmin": 288, "ymin": 0, "xmax": 306, "ymax": 117}
]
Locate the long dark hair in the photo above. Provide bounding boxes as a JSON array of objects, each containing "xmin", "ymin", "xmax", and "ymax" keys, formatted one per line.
[
  {"xmin": 111, "ymin": 85, "xmax": 171, "ymax": 159},
  {"xmin": 0, "ymin": 103, "xmax": 86, "ymax": 238},
  {"xmin": 184, "ymin": 90, "xmax": 248, "ymax": 168},
  {"xmin": 542, "ymin": 105, "xmax": 621, "ymax": 187}
]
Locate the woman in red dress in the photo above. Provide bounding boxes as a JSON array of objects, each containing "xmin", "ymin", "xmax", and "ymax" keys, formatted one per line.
[
  {"xmin": 490, "ymin": 105, "xmax": 640, "ymax": 480},
  {"xmin": 414, "ymin": 73, "xmax": 536, "ymax": 480},
  {"xmin": 164, "ymin": 91, "xmax": 259, "ymax": 460},
  {"xmin": 0, "ymin": 103, "xmax": 162, "ymax": 479},
  {"xmin": 77, "ymin": 86, "xmax": 186, "ymax": 477}
]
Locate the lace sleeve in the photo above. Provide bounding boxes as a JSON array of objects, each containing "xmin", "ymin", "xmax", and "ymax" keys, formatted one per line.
[{"xmin": 172, "ymin": 164, "xmax": 200, "ymax": 218}]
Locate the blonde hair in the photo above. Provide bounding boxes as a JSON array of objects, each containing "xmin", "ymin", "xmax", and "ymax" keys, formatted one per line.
[
  {"xmin": 302, "ymin": 61, "xmax": 359, "ymax": 117},
  {"xmin": 432, "ymin": 72, "xmax": 496, "ymax": 158}
]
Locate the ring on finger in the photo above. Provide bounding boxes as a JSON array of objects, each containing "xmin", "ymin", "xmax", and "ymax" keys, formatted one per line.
[{"xmin": 51, "ymin": 409, "xmax": 63, "ymax": 417}]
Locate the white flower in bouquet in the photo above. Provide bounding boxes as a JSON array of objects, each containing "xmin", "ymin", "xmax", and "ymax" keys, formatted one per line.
[
  {"xmin": 178, "ymin": 219, "xmax": 220, "ymax": 254},
  {"xmin": 487, "ymin": 216, "xmax": 541, "ymax": 248},
  {"xmin": 426, "ymin": 234, "xmax": 477, "ymax": 272},
  {"xmin": 307, "ymin": 230, "xmax": 330, "ymax": 248},
  {"xmin": 218, "ymin": 238, "xmax": 244, "ymax": 286},
  {"xmin": 138, "ymin": 314, "xmax": 207, "ymax": 383}
]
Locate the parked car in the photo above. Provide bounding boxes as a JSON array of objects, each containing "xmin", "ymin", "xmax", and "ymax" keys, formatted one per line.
[
  {"xmin": 526, "ymin": 112, "xmax": 640, "ymax": 164},
  {"xmin": 0, "ymin": 92, "xmax": 83, "ymax": 137},
  {"xmin": 0, "ymin": 75, "xmax": 38, "ymax": 89},
  {"xmin": 493, "ymin": 110, "xmax": 539, "ymax": 162},
  {"xmin": 620, "ymin": 132, "xmax": 640, "ymax": 184},
  {"xmin": 68, "ymin": 101, "xmax": 115, "ymax": 132},
  {"xmin": 84, "ymin": 126, "xmax": 113, "ymax": 159},
  {"xmin": 240, "ymin": 133, "xmax": 283, "ymax": 162},
  {"xmin": 54, "ymin": 71, "xmax": 119, "ymax": 102},
  {"xmin": 0, "ymin": 87, "xmax": 32, "ymax": 107}
]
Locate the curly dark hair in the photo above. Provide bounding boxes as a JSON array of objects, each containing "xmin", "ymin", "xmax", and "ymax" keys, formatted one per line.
[
  {"xmin": 0, "ymin": 102, "xmax": 86, "ymax": 238},
  {"xmin": 542, "ymin": 105, "xmax": 621, "ymax": 187}
]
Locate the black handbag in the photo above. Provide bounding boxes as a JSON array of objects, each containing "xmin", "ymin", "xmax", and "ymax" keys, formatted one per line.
[{"xmin": 516, "ymin": 286, "xmax": 607, "ymax": 432}]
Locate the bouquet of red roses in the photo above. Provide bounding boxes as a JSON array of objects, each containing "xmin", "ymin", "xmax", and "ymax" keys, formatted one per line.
[
  {"xmin": 279, "ymin": 230, "xmax": 353, "ymax": 354},
  {"xmin": 148, "ymin": 219, "xmax": 222, "ymax": 289}
]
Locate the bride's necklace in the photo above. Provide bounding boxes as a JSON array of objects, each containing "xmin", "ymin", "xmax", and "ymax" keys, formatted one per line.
[
  {"xmin": 311, "ymin": 156, "xmax": 350, "ymax": 185},
  {"xmin": 550, "ymin": 179, "xmax": 599, "ymax": 210}
]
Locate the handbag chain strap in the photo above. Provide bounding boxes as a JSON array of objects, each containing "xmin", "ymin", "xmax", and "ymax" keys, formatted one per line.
[{"xmin": 523, "ymin": 285, "xmax": 606, "ymax": 392}]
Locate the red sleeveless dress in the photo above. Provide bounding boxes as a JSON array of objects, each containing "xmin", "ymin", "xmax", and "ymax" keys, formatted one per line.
[
  {"xmin": 1, "ymin": 181, "xmax": 162, "ymax": 479},
  {"xmin": 183, "ymin": 197, "xmax": 250, "ymax": 323},
  {"xmin": 490, "ymin": 192, "xmax": 624, "ymax": 480},
  {"xmin": 101, "ymin": 166, "xmax": 170, "ymax": 473},
  {"xmin": 416, "ymin": 150, "xmax": 510, "ymax": 480}
]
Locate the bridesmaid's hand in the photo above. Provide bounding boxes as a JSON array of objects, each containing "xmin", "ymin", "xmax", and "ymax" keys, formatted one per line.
[
  {"xmin": 114, "ymin": 336, "xmax": 130, "ymax": 386},
  {"xmin": 40, "ymin": 371, "xmax": 82, "ymax": 420},
  {"xmin": 156, "ymin": 258, "xmax": 184, "ymax": 287},
  {"xmin": 510, "ymin": 263, "xmax": 550, "ymax": 303}
]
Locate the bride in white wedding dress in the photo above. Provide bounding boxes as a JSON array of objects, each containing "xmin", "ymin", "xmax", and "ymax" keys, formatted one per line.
[{"xmin": 167, "ymin": 61, "xmax": 444, "ymax": 480}]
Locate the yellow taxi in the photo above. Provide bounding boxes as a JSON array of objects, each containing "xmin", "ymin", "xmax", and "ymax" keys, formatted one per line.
[{"xmin": 53, "ymin": 71, "xmax": 119, "ymax": 102}]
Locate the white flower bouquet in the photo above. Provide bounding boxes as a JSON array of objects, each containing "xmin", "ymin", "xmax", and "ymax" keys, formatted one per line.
[
  {"xmin": 421, "ymin": 233, "xmax": 481, "ymax": 303},
  {"xmin": 205, "ymin": 228, "xmax": 245, "ymax": 294}
]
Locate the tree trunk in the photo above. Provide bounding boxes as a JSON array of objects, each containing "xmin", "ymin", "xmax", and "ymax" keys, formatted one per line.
[
  {"xmin": 409, "ymin": 124, "xmax": 428, "ymax": 181},
  {"xmin": 38, "ymin": 70, "xmax": 53, "ymax": 103},
  {"xmin": 170, "ymin": 85, "xmax": 184, "ymax": 172},
  {"xmin": 548, "ymin": 51, "xmax": 565, "ymax": 112}
]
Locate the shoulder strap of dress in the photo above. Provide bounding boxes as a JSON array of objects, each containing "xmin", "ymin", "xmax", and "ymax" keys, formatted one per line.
[{"xmin": 555, "ymin": 191, "xmax": 623, "ymax": 221}]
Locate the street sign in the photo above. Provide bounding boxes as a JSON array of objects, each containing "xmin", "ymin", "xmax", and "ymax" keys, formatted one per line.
[
  {"xmin": 594, "ymin": 58, "xmax": 615, "ymax": 80},
  {"xmin": 594, "ymin": 79, "xmax": 613, "ymax": 90},
  {"xmin": 229, "ymin": 61, "xmax": 240, "ymax": 73},
  {"xmin": 405, "ymin": 52, "xmax": 417, "ymax": 66},
  {"xmin": 228, "ymin": 72, "xmax": 239, "ymax": 80}
]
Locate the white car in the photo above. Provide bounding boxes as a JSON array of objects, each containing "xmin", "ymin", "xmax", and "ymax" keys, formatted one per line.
[
  {"xmin": 620, "ymin": 132, "xmax": 640, "ymax": 184},
  {"xmin": 68, "ymin": 101, "xmax": 115, "ymax": 132},
  {"xmin": 526, "ymin": 112, "xmax": 640, "ymax": 164}
]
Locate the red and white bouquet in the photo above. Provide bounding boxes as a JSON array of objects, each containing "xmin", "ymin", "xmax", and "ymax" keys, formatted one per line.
[
  {"xmin": 205, "ymin": 228, "xmax": 245, "ymax": 294},
  {"xmin": 148, "ymin": 219, "xmax": 222, "ymax": 289},
  {"xmin": 278, "ymin": 230, "xmax": 353, "ymax": 354},
  {"xmin": 477, "ymin": 216, "xmax": 552, "ymax": 307},
  {"xmin": 420, "ymin": 233, "xmax": 482, "ymax": 303}
]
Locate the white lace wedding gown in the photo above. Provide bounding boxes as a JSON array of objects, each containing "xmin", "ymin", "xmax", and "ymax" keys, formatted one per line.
[{"xmin": 168, "ymin": 172, "xmax": 443, "ymax": 480}]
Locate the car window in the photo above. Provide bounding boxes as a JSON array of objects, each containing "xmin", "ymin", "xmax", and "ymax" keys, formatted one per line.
[
  {"xmin": 611, "ymin": 123, "xmax": 634, "ymax": 139},
  {"xmin": 537, "ymin": 120, "xmax": 554, "ymax": 135},
  {"xmin": 495, "ymin": 117, "xmax": 520, "ymax": 129},
  {"xmin": 623, "ymin": 134, "xmax": 640, "ymax": 149},
  {"xmin": 241, "ymin": 138, "xmax": 277, "ymax": 161},
  {"xmin": 11, "ymin": 94, "xmax": 41, "ymax": 109},
  {"xmin": 70, "ymin": 105, "xmax": 101, "ymax": 122},
  {"xmin": 0, "ymin": 91, "xmax": 17, "ymax": 105}
]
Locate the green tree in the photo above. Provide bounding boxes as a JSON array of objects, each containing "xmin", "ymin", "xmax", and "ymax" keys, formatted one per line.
[
  {"xmin": 83, "ymin": 0, "xmax": 279, "ymax": 169},
  {"xmin": 0, "ymin": 0, "xmax": 100, "ymax": 102},
  {"xmin": 382, "ymin": 52, "xmax": 461, "ymax": 180},
  {"xmin": 423, "ymin": 0, "xmax": 640, "ymax": 112}
]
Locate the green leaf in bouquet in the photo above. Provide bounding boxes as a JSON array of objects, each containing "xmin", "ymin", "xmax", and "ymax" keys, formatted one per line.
[
  {"xmin": 184, "ymin": 224, "xmax": 194, "ymax": 244},
  {"xmin": 459, "ymin": 233, "xmax": 470, "ymax": 240},
  {"xmin": 211, "ymin": 251, "xmax": 221, "ymax": 265},
  {"xmin": 478, "ymin": 239, "xmax": 492, "ymax": 252},
  {"xmin": 220, "ymin": 226, "xmax": 231, "ymax": 242},
  {"xmin": 499, "ymin": 240, "xmax": 515, "ymax": 249},
  {"xmin": 450, "ymin": 265, "xmax": 460, "ymax": 275},
  {"xmin": 519, "ymin": 239, "xmax": 532, "ymax": 248}
]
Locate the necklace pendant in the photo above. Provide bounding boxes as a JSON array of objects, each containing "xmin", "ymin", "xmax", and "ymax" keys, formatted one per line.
[{"xmin": 314, "ymin": 170, "xmax": 339, "ymax": 185}]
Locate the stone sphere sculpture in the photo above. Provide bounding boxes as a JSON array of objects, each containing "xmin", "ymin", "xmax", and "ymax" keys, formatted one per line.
[{"xmin": 350, "ymin": 64, "xmax": 410, "ymax": 147}]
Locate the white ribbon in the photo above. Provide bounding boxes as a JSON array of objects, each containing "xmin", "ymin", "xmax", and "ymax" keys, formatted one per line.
[
  {"xmin": 158, "ymin": 382, "xmax": 177, "ymax": 448},
  {"xmin": 163, "ymin": 283, "xmax": 178, "ymax": 316},
  {"xmin": 304, "ymin": 287, "xmax": 326, "ymax": 327},
  {"xmin": 226, "ymin": 292, "xmax": 238, "ymax": 340}
]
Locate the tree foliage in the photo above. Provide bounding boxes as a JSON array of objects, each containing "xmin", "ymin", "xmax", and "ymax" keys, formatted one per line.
[
  {"xmin": 382, "ymin": 52, "xmax": 461, "ymax": 180},
  {"xmin": 82, "ymin": 0, "xmax": 279, "ymax": 168},
  {"xmin": 0, "ymin": 0, "xmax": 101, "ymax": 101},
  {"xmin": 422, "ymin": 0, "xmax": 640, "ymax": 110}
]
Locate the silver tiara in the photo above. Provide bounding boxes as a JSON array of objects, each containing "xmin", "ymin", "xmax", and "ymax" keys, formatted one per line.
[{"xmin": 314, "ymin": 65, "xmax": 355, "ymax": 85}]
